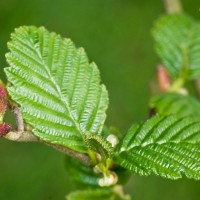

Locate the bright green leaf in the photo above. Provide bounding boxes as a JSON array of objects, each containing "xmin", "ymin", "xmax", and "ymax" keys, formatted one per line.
[
  {"xmin": 152, "ymin": 14, "xmax": 200, "ymax": 80},
  {"xmin": 115, "ymin": 115, "xmax": 200, "ymax": 179},
  {"xmin": 5, "ymin": 26, "xmax": 109, "ymax": 152},
  {"xmin": 150, "ymin": 93, "xmax": 200, "ymax": 119}
]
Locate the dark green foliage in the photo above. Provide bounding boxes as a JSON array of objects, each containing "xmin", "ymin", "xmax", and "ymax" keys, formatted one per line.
[
  {"xmin": 65, "ymin": 156, "xmax": 131, "ymax": 187},
  {"xmin": 65, "ymin": 156, "xmax": 100, "ymax": 187}
]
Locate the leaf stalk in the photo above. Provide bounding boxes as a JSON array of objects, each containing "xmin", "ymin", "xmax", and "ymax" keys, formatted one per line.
[{"xmin": 163, "ymin": 0, "xmax": 182, "ymax": 14}]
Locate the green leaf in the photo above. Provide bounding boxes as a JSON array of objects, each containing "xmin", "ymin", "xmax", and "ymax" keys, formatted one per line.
[
  {"xmin": 5, "ymin": 26, "xmax": 109, "ymax": 152},
  {"xmin": 84, "ymin": 134, "xmax": 114, "ymax": 159},
  {"xmin": 66, "ymin": 189, "xmax": 115, "ymax": 200},
  {"xmin": 115, "ymin": 115, "xmax": 200, "ymax": 179},
  {"xmin": 152, "ymin": 14, "xmax": 200, "ymax": 80},
  {"xmin": 65, "ymin": 155, "xmax": 131, "ymax": 187},
  {"xmin": 150, "ymin": 93, "xmax": 200, "ymax": 119},
  {"xmin": 65, "ymin": 156, "xmax": 100, "ymax": 187}
]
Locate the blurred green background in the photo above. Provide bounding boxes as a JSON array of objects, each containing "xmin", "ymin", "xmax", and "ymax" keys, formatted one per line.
[{"xmin": 0, "ymin": 0, "xmax": 200, "ymax": 199}]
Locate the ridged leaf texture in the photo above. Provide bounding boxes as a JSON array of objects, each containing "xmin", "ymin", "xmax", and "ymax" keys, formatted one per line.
[
  {"xmin": 84, "ymin": 134, "xmax": 113, "ymax": 159},
  {"xmin": 115, "ymin": 115, "xmax": 200, "ymax": 179},
  {"xmin": 150, "ymin": 93, "xmax": 200, "ymax": 119},
  {"xmin": 5, "ymin": 26, "xmax": 109, "ymax": 152},
  {"xmin": 152, "ymin": 14, "xmax": 200, "ymax": 80},
  {"xmin": 66, "ymin": 189, "xmax": 115, "ymax": 200}
]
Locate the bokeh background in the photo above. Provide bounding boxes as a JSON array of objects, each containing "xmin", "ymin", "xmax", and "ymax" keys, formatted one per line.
[{"xmin": 0, "ymin": 0, "xmax": 200, "ymax": 199}]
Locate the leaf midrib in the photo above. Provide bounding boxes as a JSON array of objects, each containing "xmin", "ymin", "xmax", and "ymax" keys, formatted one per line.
[
  {"xmin": 123, "ymin": 141, "xmax": 200, "ymax": 152},
  {"xmin": 26, "ymin": 32, "xmax": 84, "ymax": 136}
]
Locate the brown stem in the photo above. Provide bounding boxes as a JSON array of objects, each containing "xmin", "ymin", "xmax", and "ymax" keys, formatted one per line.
[
  {"xmin": 163, "ymin": 0, "xmax": 182, "ymax": 14},
  {"xmin": 157, "ymin": 64, "xmax": 171, "ymax": 91},
  {"xmin": 5, "ymin": 105, "xmax": 92, "ymax": 166},
  {"xmin": 45, "ymin": 143, "xmax": 91, "ymax": 166},
  {"xmin": 2, "ymin": 96, "xmax": 92, "ymax": 167},
  {"xmin": 4, "ymin": 130, "xmax": 91, "ymax": 166},
  {"xmin": 4, "ymin": 131, "xmax": 38, "ymax": 142},
  {"xmin": 113, "ymin": 185, "xmax": 131, "ymax": 200},
  {"xmin": 12, "ymin": 106, "xmax": 24, "ymax": 131}
]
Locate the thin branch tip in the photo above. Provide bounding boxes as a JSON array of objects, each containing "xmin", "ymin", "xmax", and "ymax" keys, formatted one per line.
[{"xmin": 163, "ymin": 0, "xmax": 182, "ymax": 14}]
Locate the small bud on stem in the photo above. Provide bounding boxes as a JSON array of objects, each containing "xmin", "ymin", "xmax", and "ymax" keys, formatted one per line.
[
  {"xmin": 106, "ymin": 134, "xmax": 119, "ymax": 147},
  {"xmin": 98, "ymin": 171, "xmax": 118, "ymax": 187},
  {"xmin": 0, "ymin": 82, "xmax": 11, "ymax": 136},
  {"xmin": 0, "ymin": 123, "xmax": 11, "ymax": 137},
  {"xmin": 157, "ymin": 65, "xmax": 171, "ymax": 91}
]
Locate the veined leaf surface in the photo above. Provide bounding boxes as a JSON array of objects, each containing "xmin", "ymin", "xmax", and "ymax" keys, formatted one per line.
[
  {"xmin": 84, "ymin": 133, "xmax": 114, "ymax": 160},
  {"xmin": 5, "ymin": 26, "xmax": 109, "ymax": 152},
  {"xmin": 152, "ymin": 14, "xmax": 200, "ymax": 80},
  {"xmin": 150, "ymin": 93, "xmax": 200, "ymax": 119},
  {"xmin": 115, "ymin": 115, "xmax": 200, "ymax": 179}
]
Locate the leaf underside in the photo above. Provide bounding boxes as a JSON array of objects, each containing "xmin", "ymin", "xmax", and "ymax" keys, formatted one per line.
[
  {"xmin": 152, "ymin": 14, "xmax": 200, "ymax": 80},
  {"xmin": 65, "ymin": 155, "xmax": 100, "ymax": 187},
  {"xmin": 65, "ymin": 155, "xmax": 130, "ymax": 187},
  {"xmin": 115, "ymin": 115, "xmax": 200, "ymax": 179},
  {"xmin": 5, "ymin": 26, "xmax": 109, "ymax": 152},
  {"xmin": 150, "ymin": 93, "xmax": 200, "ymax": 120}
]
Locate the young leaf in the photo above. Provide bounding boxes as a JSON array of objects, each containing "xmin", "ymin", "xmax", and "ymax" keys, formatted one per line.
[
  {"xmin": 65, "ymin": 155, "xmax": 130, "ymax": 187},
  {"xmin": 152, "ymin": 14, "xmax": 200, "ymax": 80},
  {"xmin": 5, "ymin": 26, "xmax": 109, "ymax": 152},
  {"xmin": 66, "ymin": 189, "xmax": 115, "ymax": 200},
  {"xmin": 150, "ymin": 93, "xmax": 200, "ymax": 119},
  {"xmin": 115, "ymin": 115, "xmax": 200, "ymax": 179},
  {"xmin": 84, "ymin": 134, "xmax": 114, "ymax": 160},
  {"xmin": 65, "ymin": 156, "xmax": 100, "ymax": 187}
]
